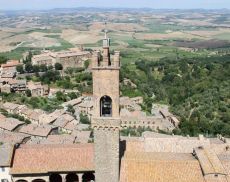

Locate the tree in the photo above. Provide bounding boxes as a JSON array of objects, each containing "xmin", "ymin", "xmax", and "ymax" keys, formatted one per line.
[
  {"xmin": 84, "ymin": 60, "xmax": 90, "ymax": 69},
  {"xmin": 23, "ymin": 51, "xmax": 33, "ymax": 64},
  {"xmin": 56, "ymin": 91, "xmax": 66, "ymax": 102},
  {"xmin": 25, "ymin": 63, "xmax": 33, "ymax": 73},
  {"xmin": 40, "ymin": 70, "xmax": 61, "ymax": 84},
  {"xmin": 33, "ymin": 65, "xmax": 40, "ymax": 73},
  {"xmin": 67, "ymin": 105, "xmax": 75, "ymax": 115},
  {"xmin": 16, "ymin": 65, "xmax": 24, "ymax": 74},
  {"xmin": 25, "ymin": 89, "xmax": 32, "ymax": 97},
  {"xmin": 0, "ymin": 56, "xmax": 7, "ymax": 65},
  {"xmin": 39, "ymin": 64, "xmax": 47, "ymax": 72},
  {"xmin": 47, "ymin": 65, "xmax": 54, "ymax": 70},
  {"xmin": 55, "ymin": 63, "xmax": 63, "ymax": 70},
  {"xmin": 80, "ymin": 113, "xmax": 90, "ymax": 124}
]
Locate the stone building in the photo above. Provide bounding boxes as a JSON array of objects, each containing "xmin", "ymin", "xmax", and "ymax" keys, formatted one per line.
[
  {"xmin": 91, "ymin": 32, "xmax": 121, "ymax": 182},
  {"xmin": 51, "ymin": 50, "xmax": 91, "ymax": 70},
  {"xmin": 27, "ymin": 81, "xmax": 49, "ymax": 97},
  {"xmin": 32, "ymin": 50, "xmax": 91, "ymax": 70}
]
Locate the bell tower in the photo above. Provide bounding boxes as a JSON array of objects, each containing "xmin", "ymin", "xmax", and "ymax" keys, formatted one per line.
[{"xmin": 92, "ymin": 31, "xmax": 120, "ymax": 182}]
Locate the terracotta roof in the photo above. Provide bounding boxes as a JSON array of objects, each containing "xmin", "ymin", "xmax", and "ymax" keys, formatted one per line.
[
  {"xmin": 64, "ymin": 119, "xmax": 79, "ymax": 131},
  {"xmin": 39, "ymin": 110, "xmax": 65, "ymax": 125},
  {"xmin": 0, "ymin": 130, "xmax": 30, "ymax": 144},
  {"xmin": 2, "ymin": 102, "xmax": 20, "ymax": 111},
  {"xmin": 11, "ymin": 144, "xmax": 94, "ymax": 174},
  {"xmin": 40, "ymin": 134, "xmax": 76, "ymax": 144},
  {"xmin": 0, "ymin": 113, "xmax": 6, "ymax": 120},
  {"xmin": 53, "ymin": 114, "xmax": 75, "ymax": 128},
  {"xmin": 74, "ymin": 131, "xmax": 91, "ymax": 143},
  {"xmin": 0, "ymin": 118, "xmax": 24, "ymax": 131},
  {"xmin": 19, "ymin": 124, "xmax": 55, "ymax": 137},
  {"xmin": 76, "ymin": 124, "xmax": 90, "ymax": 131},
  {"xmin": 63, "ymin": 97, "xmax": 83, "ymax": 107},
  {"xmin": 0, "ymin": 143, "xmax": 14, "ymax": 167},
  {"xmin": 120, "ymin": 151, "xmax": 205, "ymax": 182},
  {"xmin": 195, "ymin": 147, "xmax": 227, "ymax": 175},
  {"xmin": 78, "ymin": 100, "xmax": 93, "ymax": 108},
  {"xmin": 159, "ymin": 108, "xmax": 173, "ymax": 118},
  {"xmin": 1, "ymin": 60, "xmax": 21, "ymax": 68}
]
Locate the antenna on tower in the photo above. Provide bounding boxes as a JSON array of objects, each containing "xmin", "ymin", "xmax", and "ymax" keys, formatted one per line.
[{"xmin": 104, "ymin": 21, "xmax": 108, "ymax": 39}]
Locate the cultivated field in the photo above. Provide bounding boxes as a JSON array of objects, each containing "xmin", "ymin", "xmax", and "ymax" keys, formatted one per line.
[{"xmin": 0, "ymin": 9, "xmax": 230, "ymax": 60}]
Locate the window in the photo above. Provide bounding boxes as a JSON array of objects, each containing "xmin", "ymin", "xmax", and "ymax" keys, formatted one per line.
[{"xmin": 100, "ymin": 96, "xmax": 112, "ymax": 117}]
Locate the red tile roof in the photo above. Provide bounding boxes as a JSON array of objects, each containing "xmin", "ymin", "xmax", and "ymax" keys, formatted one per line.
[
  {"xmin": 120, "ymin": 151, "xmax": 205, "ymax": 182},
  {"xmin": 1, "ymin": 60, "xmax": 21, "ymax": 68},
  {"xmin": 11, "ymin": 144, "xmax": 95, "ymax": 174}
]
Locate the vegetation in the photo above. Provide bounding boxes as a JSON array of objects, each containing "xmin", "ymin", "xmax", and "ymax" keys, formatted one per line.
[
  {"xmin": 121, "ymin": 127, "xmax": 153, "ymax": 137},
  {"xmin": 55, "ymin": 63, "xmax": 63, "ymax": 70},
  {"xmin": 0, "ymin": 56, "xmax": 8, "ymax": 65},
  {"xmin": 0, "ymin": 92, "xmax": 63, "ymax": 112},
  {"xmin": 80, "ymin": 113, "xmax": 90, "ymax": 124},
  {"xmin": 67, "ymin": 105, "xmax": 75, "ymax": 115},
  {"xmin": 0, "ymin": 108, "xmax": 31, "ymax": 124},
  {"xmin": 16, "ymin": 65, "xmax": 24, "ymax": 74},
  {"xmin": 121, "ymin": 54, "xmax": 230, "ymax": 137}
]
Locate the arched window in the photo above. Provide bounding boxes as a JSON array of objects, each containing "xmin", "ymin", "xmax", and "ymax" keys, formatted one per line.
[
  {"xmin": 66, "ymin": 173, "xmax": 78, "ymax": 182},
  {"xmin": 82, "ymin": 172, "xmax": 95, "ymax": 182},
  {"xmin": 32, "ymin": 180, "xmax": 46, "ymax": 182},
  {"xmin": 100, "ymin": 96, "xmax": 112, "ymax": 117},
  {"xmin": 16, "ymin": 180, "xmax": 28, "ymax": 182},
  {"xmin": 50, "ymin": 174, "xmax": 62, "ymax": 182}
]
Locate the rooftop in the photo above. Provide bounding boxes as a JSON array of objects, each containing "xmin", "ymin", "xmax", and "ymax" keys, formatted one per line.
[
  {"xmin": 0, "ymin": 130, "xmax": 30, "ymax": 144},
  {"xmin": 0, "ymin": 143, "xmax": 14, "ymax": 167},
  {"xmin": 0, "ymin": 118, "xmax": 24, "ymax": 131},
  {"xmin": 11, "ymin": 144, "xmax": 94, "ymax": 174},
  {"xmin": 1, "ymin": 60, "xmax": 21, "ymax": 68},
  {"xmin": 120, "ymin": 151, "xmax": 205, "ymax": 182},
  {"xmin": 19, "ymin": 124, "xmax": 55, "ymax": 137}
]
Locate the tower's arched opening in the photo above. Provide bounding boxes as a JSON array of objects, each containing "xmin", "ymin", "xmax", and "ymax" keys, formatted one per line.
[
  {"xmin": 32, "ymin": 179, "xmax": 46, "ymax": 182},
  {"xmin": 82, "ymin": 172, "xmax": 95, "ymax": 182},
  {"xmin": 66, "ymin": 173, "xmax": 79, "ymax": 182},
  {"xmin": 100, "ymin": 95, "xmax": 112, "ymax": 117},
  {"xmin": 49, "ymin": 174, "xmax": 62, "ymax": 182}
]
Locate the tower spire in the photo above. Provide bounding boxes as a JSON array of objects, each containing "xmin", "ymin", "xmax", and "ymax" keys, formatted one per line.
[{"xmin": 104, "ymin": 21, "xmax": 108, "ymax": 39}]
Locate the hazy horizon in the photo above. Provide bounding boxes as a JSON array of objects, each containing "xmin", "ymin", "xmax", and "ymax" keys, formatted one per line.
[{"xmin": 0, "ymin": 0, "xmax": 230, "ymax": 11}]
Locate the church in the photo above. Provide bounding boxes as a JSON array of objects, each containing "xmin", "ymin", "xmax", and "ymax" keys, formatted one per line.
[{"xmin": 8, "ymin": 34, "xmax": 230, "ymax": 182}]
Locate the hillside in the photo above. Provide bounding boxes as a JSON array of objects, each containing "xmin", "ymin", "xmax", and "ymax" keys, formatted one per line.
[{"xmin": 121, "ymin": 55, "xmax": 230, "ymax": 136}]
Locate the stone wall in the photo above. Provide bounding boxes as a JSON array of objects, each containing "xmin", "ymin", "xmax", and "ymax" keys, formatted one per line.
[{"xmin": 94, "ymin": 128, "xmax": 120, "ymax": 182}]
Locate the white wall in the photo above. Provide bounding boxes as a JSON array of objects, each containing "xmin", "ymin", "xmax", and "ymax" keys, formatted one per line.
[{"xmin": 0, "ymin": 167, "xmax": 12, "ymax": 182}]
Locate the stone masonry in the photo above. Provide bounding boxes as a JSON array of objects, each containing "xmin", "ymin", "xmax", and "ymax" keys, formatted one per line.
[{"xmin": 92, "ymin": 33, "xmax": 120, "ymax": 182}]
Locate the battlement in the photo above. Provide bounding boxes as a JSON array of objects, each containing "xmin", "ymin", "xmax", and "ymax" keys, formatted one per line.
[{"xmin": 92, "ymin": 50, "xmax": 120, "ymax": 69}]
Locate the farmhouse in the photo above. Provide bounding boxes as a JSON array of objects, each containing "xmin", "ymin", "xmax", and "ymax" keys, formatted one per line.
[{"xmin": 32, "ymin": 49, "xmax": 92, "ymax": 70}]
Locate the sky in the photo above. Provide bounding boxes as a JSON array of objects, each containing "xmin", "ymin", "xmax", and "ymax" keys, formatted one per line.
[{"xmin": 0, "ymin": 0, "xmax": 230, "ymax": 10}]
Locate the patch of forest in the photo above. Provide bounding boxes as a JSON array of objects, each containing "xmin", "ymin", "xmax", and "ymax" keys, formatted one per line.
[{"xmin": 121, "ymin": 55, "xmax": 230, "ymax": 137}]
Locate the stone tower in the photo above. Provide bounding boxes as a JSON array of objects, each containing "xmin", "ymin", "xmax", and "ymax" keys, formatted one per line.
[{"xmin": 92, "ymin": 32, "xmax": 120, "ymax": 182}]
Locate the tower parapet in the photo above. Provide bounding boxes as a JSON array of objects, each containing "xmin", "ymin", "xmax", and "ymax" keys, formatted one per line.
[{"xmin": 92, "ymin": 35, "xmax": 120, "ymax": 69}]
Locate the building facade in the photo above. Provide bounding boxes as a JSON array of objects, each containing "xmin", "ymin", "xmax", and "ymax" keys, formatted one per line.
[{"xmin": 91, "ymin": 33, "xmax": 121, "ymax": 182}]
